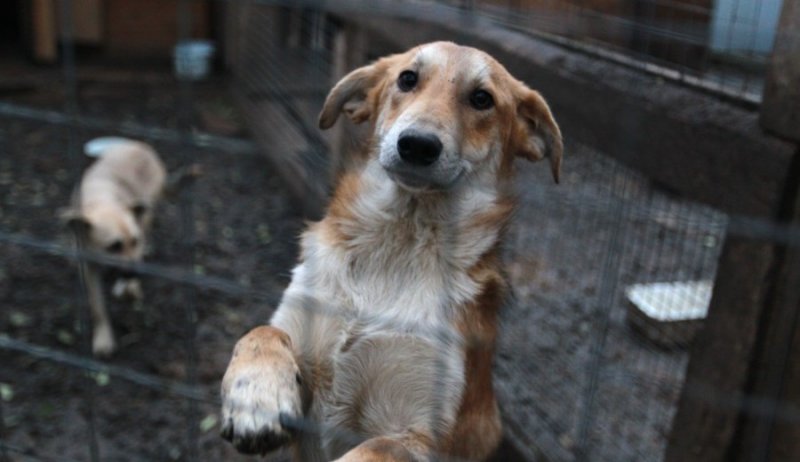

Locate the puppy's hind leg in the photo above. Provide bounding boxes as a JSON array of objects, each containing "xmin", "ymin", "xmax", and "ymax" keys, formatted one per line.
[{"xmin": 84, "ymin": 265, "xmax": 116, "ymax": 356}]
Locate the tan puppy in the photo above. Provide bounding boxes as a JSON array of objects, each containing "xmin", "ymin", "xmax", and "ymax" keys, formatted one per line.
[
  {"xmin": 63, "ymin": 139, "xmax": 166, "ymax": 356},
  {"xmin": 220, "ymin": 42, "xmax": 562, "ymax": 461}
]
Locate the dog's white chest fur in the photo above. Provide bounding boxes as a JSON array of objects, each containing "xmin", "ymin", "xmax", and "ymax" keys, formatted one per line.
[
  {"xmin": 268, "ymin": 164, "xmax": 505, "ymax": 457},
  {"xmin": 284, "ymin": 166, "xmax": 498, "ymax": 336}
]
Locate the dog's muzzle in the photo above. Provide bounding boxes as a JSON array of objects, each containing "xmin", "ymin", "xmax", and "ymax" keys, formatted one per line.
[
  {"xmin": 397, "ymin": 129, "xmax": 442, "ymax": 166},
  {"xmin": 380, "ymin": 127, "xmax": 464, "ymax": 191}
]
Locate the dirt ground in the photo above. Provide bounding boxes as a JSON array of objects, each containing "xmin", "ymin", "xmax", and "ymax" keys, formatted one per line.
[{"xmin": 0, "ymin": 56, "xmax": 726, "ymax": 462}]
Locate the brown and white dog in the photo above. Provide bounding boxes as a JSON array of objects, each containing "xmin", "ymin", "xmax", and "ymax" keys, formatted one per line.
[
  {"xmin": 220, "ymin": 41, "xmax": 562, "ymax": 461},
  {"xmin": 63, "ymin": 139, "xmax": 166, "ymax": 356}
]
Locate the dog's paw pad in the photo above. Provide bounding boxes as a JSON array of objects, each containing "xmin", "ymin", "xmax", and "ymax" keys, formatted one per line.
[
  {"xmin": 235, "ymin": 428, "xmax": 291, "ymax": 455},
  {"xmin": 220, "ymin": 374, "xmax": 301, "ymax": 455},
  {"xmin": 221, "ymin": 415, "xmax": 293, "ymax": 455}
]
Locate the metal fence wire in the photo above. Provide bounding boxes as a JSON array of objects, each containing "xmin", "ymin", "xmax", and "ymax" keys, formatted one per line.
[{"xmin": 1, "ymin": 0, "xmax": 799, "ymax": 461}]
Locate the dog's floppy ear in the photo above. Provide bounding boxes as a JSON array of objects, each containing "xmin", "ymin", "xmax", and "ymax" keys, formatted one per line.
[
  {"xmin": 59, "ymin": 208, "xmax": 92, "ymax": 236},
  {"xmin": 513, "ymin": 87, "xmax": 563, "ymax": 183},
  {"xmin": 319, "ymin": 61, "xmax": 386, "ymax": 130}
]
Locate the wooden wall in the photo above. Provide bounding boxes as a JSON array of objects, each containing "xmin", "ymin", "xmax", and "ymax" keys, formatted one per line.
[
  {"xmin": 483, "ymin": 0, "xmax": 714, "ymax": 68},
  {"xmin": 105, "ymin": 0, "xmax": 210, "ymax": 57},
  {"xmin": 29, "ymin": 0, "xmax": 211, "ymax": 63}
]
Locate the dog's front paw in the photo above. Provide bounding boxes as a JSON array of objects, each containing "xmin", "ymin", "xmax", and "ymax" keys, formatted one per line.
[
  {"xmin": 220, "ymin": 366, "xmax": 302, "ymax": 454},
  {"xmin": 220, "ymin": 327, "xmax": 303, "ymax": 455}
]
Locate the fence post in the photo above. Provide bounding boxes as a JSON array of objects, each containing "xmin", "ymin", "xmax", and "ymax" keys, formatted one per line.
[
  {"xmin": 760, "ymin": 0, "xmax": 800, "ymax": 142},
  {"xmin": 737, "ymin": 1, "xmax": 800, "ymax": 441},
  {"xmin": 732, "ymin": 155, "xmax": 800, "ymax": 461},
  {"xmin": 329, "ymin": 20, "xmax": 368, "ymax": 182},
  {"xmin": 732, "ymin": 0, "xmax": 800, "ymax": 457},
  {"xmin": 664, "ymin": 236, "xmax": 778, "ymax": 462},
  {"xmin": 668, "ymin": 2, "xmax": 800, "ymax": 459},
  {"xmin": 31, "ymin": 0, "xmax": 57, "ymax": 63}
]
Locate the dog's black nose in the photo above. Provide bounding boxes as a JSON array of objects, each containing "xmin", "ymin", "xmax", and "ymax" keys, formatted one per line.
[{"xmin": 397, "ymin": 130, "xmax": 442, "ymax": 166}]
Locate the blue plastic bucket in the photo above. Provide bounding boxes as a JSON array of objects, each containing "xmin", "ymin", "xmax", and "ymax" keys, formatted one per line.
[{"xmin": 173, "ymin": 40, "xmax": 216, "ymax": 80}]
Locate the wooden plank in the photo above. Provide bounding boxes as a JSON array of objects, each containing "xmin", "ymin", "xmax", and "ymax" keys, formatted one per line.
[
  {"xmin": 765, "ymin": 293, "xmax": 800, "ymax": 460},
  {"xmin": 66, "ymin": 0, "xmax": 103, "ymax": 44},
  {"xmin": 230, "ymin": 33, "xmax": 334, "ymax": 218},
  {"xmin": 329, "ymin": 22, "xmax": 369, "ymax": 182},
  {"xmin": 104, "ymin": 0, "xmax": 210, "ymax": 57},
  {"xmin": 731, "ymin": 155, "xmax": 800, "ymax": 461},
  {"xmin": 664, "ymin": 237, "xmax": 776, "ymax": 461},
  {"xmin": 681, "ymin": 1, "xmax": 800, "ymax": 444},
  {"xmin": 761, "ymin": 0, "xmax": 800, "ymax": 142},
  {"xmin": 233, "ymin": 88, "xmax": 327, "ymax": 220},
  {"xmin": 31, "ymin": 0, "xmax": 57, "ymax": 63}
]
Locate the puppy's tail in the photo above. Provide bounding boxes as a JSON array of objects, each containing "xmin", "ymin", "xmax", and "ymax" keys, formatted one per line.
[{"xmin": 83, "ymin": 137, "xmax": 138, "ymax": 158}]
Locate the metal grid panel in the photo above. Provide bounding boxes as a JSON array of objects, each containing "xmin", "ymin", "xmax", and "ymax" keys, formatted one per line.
[
  {"xmin": 494, "ymin": 141, "xmax": 726, "ymax": 460},
  {"xmin": 0, "ymin": 1, "xmax": 798, "ymax": 462},
  {"xmin": 466, "ymin": 0, "xmax": 781, "ymax": 103}
]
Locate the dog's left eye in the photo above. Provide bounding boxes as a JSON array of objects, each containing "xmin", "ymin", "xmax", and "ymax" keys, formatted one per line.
[
  {"xmin": 469, "ymin": 89, "xmax": 494, "ymax": 110},
  {"xmin": 397, "ymin": 70, "xmax": 418, "ymax": 92}
]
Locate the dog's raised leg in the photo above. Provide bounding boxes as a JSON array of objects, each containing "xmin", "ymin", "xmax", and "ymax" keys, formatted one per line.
[
  {"xmin": 84, "ymin": 264, "xmax": 116, "ymax": 356},
  {"xmin": 220, "ymin": 326, "xmax": 303, "ymax": 455},
  {"xmin": 333, "ymin": 436, "xmax": 431, "ymax": 462}
]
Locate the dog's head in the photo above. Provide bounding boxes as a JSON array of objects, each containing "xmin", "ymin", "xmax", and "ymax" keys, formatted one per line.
[
  {"xmin": 319, "ymin": 41, "xmax": 562, "ymax": 191},
  {"xmin": 61, "ymin": 204, "xmax": 145, "ymax": 261}
]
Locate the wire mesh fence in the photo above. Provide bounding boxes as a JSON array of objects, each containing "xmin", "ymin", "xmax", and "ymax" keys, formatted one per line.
[
  {"xmin": 446, "ymin": 0, "xmax": 780, "ymax": 104},
  {"xmin": 1, "ymin": 0, "xmax": 799, "ymax": 461}
]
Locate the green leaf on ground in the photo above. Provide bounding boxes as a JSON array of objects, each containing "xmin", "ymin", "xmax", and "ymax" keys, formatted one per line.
[
  {"xmin": 92, "ymin": 371, "xmax": 111, "ymax": 387},
  {"xmin": 199, "ymin": 414, "xmax": 218, "ymax": 433},
  {"xmin": 56, "ymin": 329, "xmax": 74, "ymax": 345},
  {"xmin": 257, "ymin": 224, "xmax": 271, "ymax": 244},
  {"xmin": 9, "ymin": 311, "xmax": 32, "ymax": 328},
  {"xmin": 0, "ymin": 383, "xmax": 13, "ymax": 402}
]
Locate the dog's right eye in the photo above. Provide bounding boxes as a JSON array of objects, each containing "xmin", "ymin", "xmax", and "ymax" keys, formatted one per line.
[
  {"xmin": 106, "ymin": 241, "xmax": 123, "ymax": 253},
  {"xmin": 397, "ymin": 70, "xmax": 418, "ymax": 92}
]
